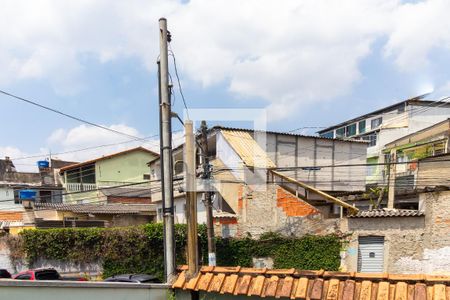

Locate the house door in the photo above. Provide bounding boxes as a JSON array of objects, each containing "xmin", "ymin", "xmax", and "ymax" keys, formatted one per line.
[{"xmin": 357, "ymin": 236, "xmax": 384, "ymax": 273}]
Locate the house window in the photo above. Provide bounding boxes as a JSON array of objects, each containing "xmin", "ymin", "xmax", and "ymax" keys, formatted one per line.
[
  {"xmin": 143, "ymin": 174, "xmax": 151, "ymax": 180},
  {"xmin": 14, "ymin": 190, "xmax": 21, "ymax": 204},
  {"xmin": 335, "ymin": 127, "xmax": 345, "ymax": 138},
  {"xmin": 371, "ymin": 117, "xmax": 382, "ymax": 129},
  {"xmin": 320, "ymin": 131, "xmax": 334, "ymax": 139},
  {"xmin": 398, "ymin": 105, "xmax": 405, "ymax": 113},
  {"xmin": 345, "ymin": 124, "xmax": 357, "ymax": 137},
  {"xmin": 39, "ymin": 191, "xmax": 52, "ymax": 203},
  {"xmin": 358, "ymin": 120, "xmax": 366, "ymax": 134},
  {"xmin": 66, "ymin": 164, "xmax": 95, "ymax": 184},
  {"xmin": 361, "ymin": 134, "xmax": 377, "ymax": 147}
]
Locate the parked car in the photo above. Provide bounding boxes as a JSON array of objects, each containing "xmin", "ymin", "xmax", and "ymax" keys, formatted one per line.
[
  {"xmin": 0, "ymin": 269, "xmax": 11, "ymax": 279},
  {"xmin": 13, "ymin": 268, "xmax": 62, "ymax": 280},
  {"xmin": 104, "ymin": 274, "xmax": 161, "ymax": 283}
]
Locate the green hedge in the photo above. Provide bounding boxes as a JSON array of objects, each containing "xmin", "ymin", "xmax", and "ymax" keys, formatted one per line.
[{"xmin": 11, "ymin": 224, "xmax": 341, "ymax": 279}]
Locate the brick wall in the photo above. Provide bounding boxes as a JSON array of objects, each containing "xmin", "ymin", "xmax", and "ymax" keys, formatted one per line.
[{"xmin": 235, "ymin": 184, "xmax": 339, "ymax": 238}]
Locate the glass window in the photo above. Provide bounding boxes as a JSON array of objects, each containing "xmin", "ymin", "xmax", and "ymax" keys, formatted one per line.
[
  {"xmin": 335, "ymin": 127, "xmax": 345, "ymax": 138},
  {"xmin": 345, "ymin": 124, "xmax": 357, "ymax": 137},
  {"xmin": 361, "ymin": 134, "xmax": 377, "ymax": 147},
  {"xmin": 371, "ymin": 117, "xmax": 382, "ymax": 129},
  {"xmin": 320, "ymin": 131, "xmax": 334, "ymax": 139},
  {"xmin": 358, "ymin": 120, "xmax": 366, "ymax": 134},
  {"xmin": 16, "ymin": 274, "xmax": 32, "ymax": 280}
]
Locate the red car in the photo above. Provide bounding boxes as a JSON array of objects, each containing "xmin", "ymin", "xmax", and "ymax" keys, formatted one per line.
[
  {"xmin": 13, "ymin": 268, "xmax": 62, "ymax": 280},
  {"xmin": 13, "ymin": 268, "xmax": 87, "ymax": 281}
]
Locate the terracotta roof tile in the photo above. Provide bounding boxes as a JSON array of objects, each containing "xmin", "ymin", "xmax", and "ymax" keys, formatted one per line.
[
  {"xmin": 349, "ymin": 209, "xmax": 424, "ymax": 218},
  {"xmin": 173, "ymin": 266, "xmax": 450, "ymax": 299}
]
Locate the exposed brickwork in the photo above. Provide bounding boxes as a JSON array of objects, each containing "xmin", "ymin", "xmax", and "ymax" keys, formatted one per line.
[
  {"xmin": 235, "ymin": 184, "xmax": 339, "ymax": 238},
  {"xmin": 214, "ymin": 217, "xmax": 238, "ymax": 225},
  {"xmin": 0, "ymin": 211, "xmax": 23, "ymax": 221},
  {"xmin": 276, "ymin": 188, "xmax": 319, "ymax": 217}
]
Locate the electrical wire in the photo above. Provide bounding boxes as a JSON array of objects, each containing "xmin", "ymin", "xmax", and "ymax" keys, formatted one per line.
[
  {"xmin": 168, "ymin": 45, "xmax": 189, "ymax": 120},
  {"xmin": 0, "ymin": 89, "xmax": 143, "ymax": 141}
]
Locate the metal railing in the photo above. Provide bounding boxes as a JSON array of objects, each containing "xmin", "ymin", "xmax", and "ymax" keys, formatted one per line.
[{"xmin": 66, "ymin": 183, "xmax": 97, "ymax": 192}]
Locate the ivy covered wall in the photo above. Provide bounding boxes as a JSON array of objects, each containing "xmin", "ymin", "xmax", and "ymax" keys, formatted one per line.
[{"xmin": 7, "ymin": 224, "xmax": 341, "ymax": 280}]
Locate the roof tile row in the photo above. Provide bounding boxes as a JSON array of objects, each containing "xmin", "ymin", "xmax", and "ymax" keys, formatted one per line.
[
  {"xmin": 173, "ymin": 266, "xmax": 450, "ymax": 299},
  {"xmin": 349, "ymin": 209, "xmax": 425, "ymax": 218}
]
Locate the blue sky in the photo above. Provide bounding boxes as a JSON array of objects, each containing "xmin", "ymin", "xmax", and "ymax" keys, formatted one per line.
[{"xmin": 1, "ymin": 0, "xmax": 450, "ymax": 171}]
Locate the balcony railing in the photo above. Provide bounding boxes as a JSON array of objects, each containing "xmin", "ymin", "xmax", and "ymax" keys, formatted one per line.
[{"xmin": 66, "ymin": 182, "xmax": 97, "ymax": 192}]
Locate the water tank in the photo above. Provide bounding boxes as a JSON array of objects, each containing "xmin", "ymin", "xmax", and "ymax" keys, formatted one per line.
[
  {"xmin": 19, "ymin": 190, "xmax": 37, "ymax": 200},
  {"xmin": 37, "ymin": 160, "xmax": 49, "ymax": 168}
]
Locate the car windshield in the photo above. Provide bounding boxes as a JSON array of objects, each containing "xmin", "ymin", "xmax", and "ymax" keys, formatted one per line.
[{"xmin": 35, "ymin": 270, "xmax": 61, "ymax": 280}]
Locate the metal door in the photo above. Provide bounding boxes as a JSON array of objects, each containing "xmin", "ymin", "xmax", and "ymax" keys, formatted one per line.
[{"xmin": 357, "ymin": 236, "xmax": 384, "ymax": 272}]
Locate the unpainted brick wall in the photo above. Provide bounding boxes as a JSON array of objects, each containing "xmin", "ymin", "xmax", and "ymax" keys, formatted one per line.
[{"xmin": 235, "ymin": 184, "xmax": 338, "ymax": 238}]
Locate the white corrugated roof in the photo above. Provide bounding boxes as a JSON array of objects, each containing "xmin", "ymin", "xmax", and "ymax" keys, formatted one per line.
[{"xmin": 220, "ymin": 130, "xmax": 276, "ymax": 169}]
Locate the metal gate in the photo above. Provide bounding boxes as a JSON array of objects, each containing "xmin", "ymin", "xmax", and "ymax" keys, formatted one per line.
[{"xmin": 357, "ymin": 236, "xmax": 384, "ymax": 273}]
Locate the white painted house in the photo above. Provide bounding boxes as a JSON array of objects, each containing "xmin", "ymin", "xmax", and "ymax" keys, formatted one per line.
[{"xmin": 317, "ymin": 95, "xmax": 450, "ymax": 185}]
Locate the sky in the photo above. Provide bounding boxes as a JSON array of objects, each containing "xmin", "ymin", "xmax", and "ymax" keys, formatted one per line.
[{"xmin": 1, "ymin": 0, "xmax": 450, "ymax": 171}]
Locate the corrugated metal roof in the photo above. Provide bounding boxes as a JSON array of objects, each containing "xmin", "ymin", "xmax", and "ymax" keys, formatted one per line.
[
  {"xmin": 349, "ymin": 209, "xmax": 424, "ymax": 218},
  {"xmin": 213, "ymin": 126, "xmax": 367, "ymax": 143},
  {"xmin": 173, "ymin": 265, "xmax": 450, "ymax": 299},
  {"xmin": 35, "ymin": 203, "xmax": 155, "ymax": 215},
  {"xmin": 221, "ymin": 129, "xmax": 276, "ymax": 168}
]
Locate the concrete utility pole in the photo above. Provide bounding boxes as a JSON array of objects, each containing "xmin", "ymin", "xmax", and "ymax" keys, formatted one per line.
[
  {"xmin": 200, "ymin": 121, "xmax": 216, "ymax": 266},
  {"xmin": 158, "ymin": 17, "xmax": 176, "ymax": 283},
  {"xmin": 185, "ymin": 120, "xmax": 199, "ymax": 277},
  {"xmin": 387, "ymin": 149, "xmax": 396, "ymax": 209}
]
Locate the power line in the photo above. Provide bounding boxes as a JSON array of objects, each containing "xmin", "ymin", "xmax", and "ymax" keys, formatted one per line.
[
  {"xmin": 0, "ymin": 89, "xmax": 143, "ymax": 141},
  {"xmin": 168, "ymin": 44, "xmax": 190, "ymax": 120},
  {"xmin": 10, "ymin": 130, "xmax": 186, "ymax": 162}
]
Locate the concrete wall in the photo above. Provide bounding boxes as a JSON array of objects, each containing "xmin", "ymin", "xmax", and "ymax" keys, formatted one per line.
[
  {"xmin": 340, "ymin": 190, "xmax": 450, "ymax": 274},
  {"xmin": 263, "ymin": 133, "xmax": 367, "ymax": 192},
  {"xmin": 0, "ymin": 281, "xmax": 170, "ymax": 300},
  {"xmin": 0, "ymin": 187, "xmax": 22, "ymax": 211},
  {"xmin": 155, "ymin": 195, "xmax": 208, "ymax": 224}
]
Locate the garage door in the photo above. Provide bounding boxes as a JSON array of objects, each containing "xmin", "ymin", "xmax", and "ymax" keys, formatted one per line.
[{"xmin": 357, "ymin": 236, "xmax": 384, "ymax": 273}]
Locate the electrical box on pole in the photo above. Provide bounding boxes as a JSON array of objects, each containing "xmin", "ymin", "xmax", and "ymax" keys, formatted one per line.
[{"xmin": 200, "ymin": 121, "xmax": 216, "ymax": 266}]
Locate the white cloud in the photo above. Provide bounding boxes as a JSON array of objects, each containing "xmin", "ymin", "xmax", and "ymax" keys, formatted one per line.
[
  {"xmin": 0, "ymin": 146, "xmax": 48, "ymax": 172},
  {"xmin": 1, "ymin": 0, "xmax": 449, "ymax": 117},
  {"xmin": 1, "ymin": 123, "xmax": 185, "ymax": 172},
  {"xmin": 384, "ymin": 0, "xmax": 450, "ymax": 71},
  {"xmin": 44, "ymin": 124, "xmax": 184, "ymax": 163}
]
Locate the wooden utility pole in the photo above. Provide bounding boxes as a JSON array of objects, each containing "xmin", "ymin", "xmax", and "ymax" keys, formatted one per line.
[
  {"xmin": 158, "ymin": 17, "xmax": 176, "ymax": 283},
  {"xmin": 200, "ymin": 121, "xmax": 216, "ymax": 266},
  {"xmin": 185, "ymin": 120, "xmax": 199, "ymax": 277},
  {"xmin": 387, "ymin": 149, "xmax": 396, "ymax": 209}
]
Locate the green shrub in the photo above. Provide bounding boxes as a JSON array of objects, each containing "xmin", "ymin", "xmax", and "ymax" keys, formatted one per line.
[{"xmin": 11, "ymin": 225, "xmax": 341, "ymax": 280}]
